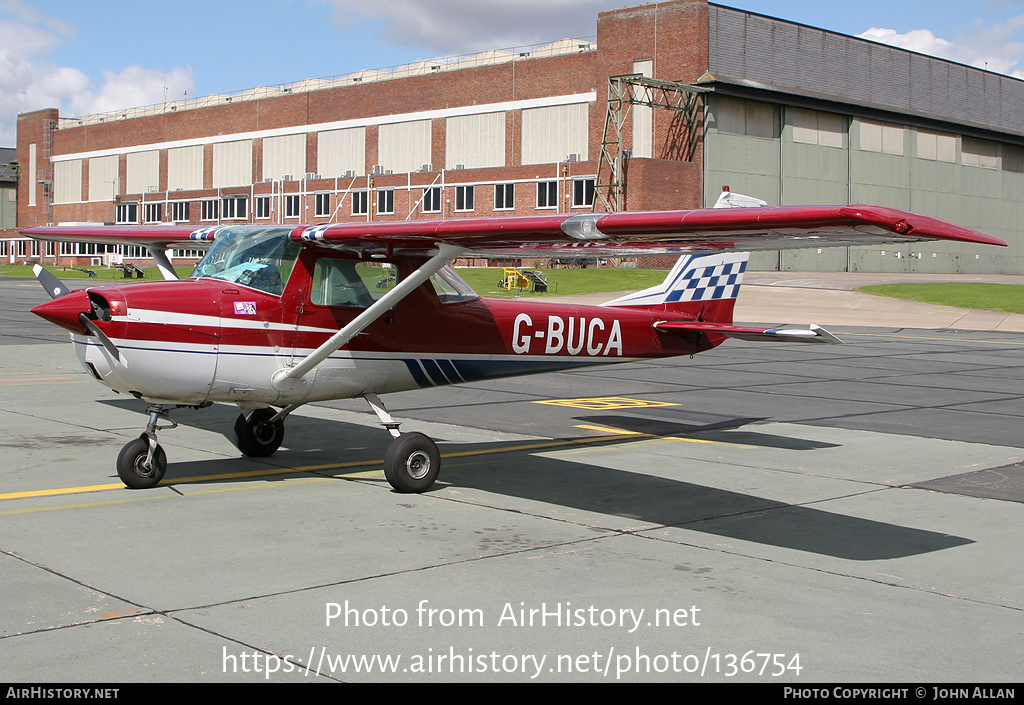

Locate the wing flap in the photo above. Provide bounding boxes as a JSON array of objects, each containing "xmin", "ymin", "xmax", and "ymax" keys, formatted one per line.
[{"xmin": 654, "ymin": 320, "xmax": 842, "ymax": 345}]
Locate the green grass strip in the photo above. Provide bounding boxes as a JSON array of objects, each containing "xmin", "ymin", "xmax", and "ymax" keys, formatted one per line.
[{"xmin": 857, "ymin": 283, "xmax": 1024, "ymax": 314}]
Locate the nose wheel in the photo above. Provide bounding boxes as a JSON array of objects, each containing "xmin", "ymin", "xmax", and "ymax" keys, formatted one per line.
[
  {"xmin": 116, "ymin": 404, "xmax": 176, "ymax": 489},
  {"xmin": 117, "ymin": 436, "xmax": 167, "ymax": 489}
]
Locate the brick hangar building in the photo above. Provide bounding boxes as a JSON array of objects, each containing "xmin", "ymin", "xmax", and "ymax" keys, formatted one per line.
[{"xmin": 13, "ymin": 0, "xmax": 1024, "ymax": 273}]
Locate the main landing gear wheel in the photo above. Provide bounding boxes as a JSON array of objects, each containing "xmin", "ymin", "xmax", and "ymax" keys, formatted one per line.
[
  {"xmin": 117, "ymin": 436, "xmax": 167, "ymax": 489},
  {"xmin": 384, "ymin": 432, "xmax": 441, "ymax": 493},
  {"xmin": 234, "ymin": 408, "xmax": 285, "ymax": 457}
]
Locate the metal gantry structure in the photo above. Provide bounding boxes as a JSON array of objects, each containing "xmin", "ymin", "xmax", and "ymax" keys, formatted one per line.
[{"xmin": 594, "ymin": 74, "xmax": 711, "ymax": 212}]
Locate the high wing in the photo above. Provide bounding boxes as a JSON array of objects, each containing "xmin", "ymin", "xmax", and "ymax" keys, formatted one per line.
[
  {"xmin": 20, "ymin": 224, "xmax": 217, "ymax": 281},
  {"xmin": 289, "ymin": 205, "xmax": 1006, "ymax": 256},
  {"xmin": 19, "ymin": 224, "xmax": 213, "ymax": 246},
  {"xmin": 21, "ymin": 205, "xmax": 1005, "ymax": 261}
]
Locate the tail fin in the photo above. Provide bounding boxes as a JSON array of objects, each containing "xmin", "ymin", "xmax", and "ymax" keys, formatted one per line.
[{"xmin": 601, "ymin": 252, "xmax": 750, "ymax": 323}]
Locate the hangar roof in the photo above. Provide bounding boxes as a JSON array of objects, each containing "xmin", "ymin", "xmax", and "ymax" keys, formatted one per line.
[{"xmin": 708, "ymin": 4, "xmax": 1024, "ymax": 140}]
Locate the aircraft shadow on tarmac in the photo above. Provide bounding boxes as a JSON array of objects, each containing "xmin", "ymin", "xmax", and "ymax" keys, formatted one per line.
[
  {"xmin": 95, "ymin": 399, "xmax": 972, "ymax": 562},
  {"xmin": 572, "ymin": 414, "xmax": 841, "ymax": 451}
]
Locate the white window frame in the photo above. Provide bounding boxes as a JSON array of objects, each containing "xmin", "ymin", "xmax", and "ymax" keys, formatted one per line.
[
  {"xmin": 536, "ymin": 181, "xmax": 557, "ymax": 209},
  {"xmin": 315, "ymin": 192, "xmax": 332, "ymax": 217},
  {"xmin": 351, "ymin": 191, "xmax": 368, "ymax": 216},
  {"xmin": 422, "ymin": 187, "xmax": 441, "ymax": 214},
  {"xmin": 116, "ymin": 202, "xmax": 138, "ymax": 224},
  {"xmin": 572, "ymin": 178, "xmax": 595, "ymax": 208},
  {"xmin": 200, "ymin": 199, "xmax": 219, "ymax": 221},
  {"xmin": 143, "ymin": 202, "xmax": 163, "ymax": 223},
  {"xmin": 376, "ymin": 189, "xmax": 395, "ymax": 215},
  {"xmin": 222, "ymin": 196, "xmax": 247, "ymax": 220},
  {"xmin": 171, "ymin": 201, "xmax": 189, "ymax": 222},
  {"xmin": 255, "ymin": 195, "xmax": 271, "ymax": 219},
  {"xmin": 494, "ymin": 183, "xmax": 514, "ymax": 211},
  {"xmin": 454, "ymin": 185, "xmax": 475, "ymax": 212}
]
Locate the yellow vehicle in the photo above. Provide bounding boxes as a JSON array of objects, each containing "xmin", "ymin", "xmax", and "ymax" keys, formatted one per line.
[
  {"xmin": 499, "ymin": 268, "xmax": 531, "ymax": 291},
  {"xmin": 497, "ymin": 267, "xmax": 548, "ymax": 293}
]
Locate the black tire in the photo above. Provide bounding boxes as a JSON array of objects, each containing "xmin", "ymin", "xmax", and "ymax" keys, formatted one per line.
[
  {"xmin": 116, "ymin": 436, "xmax": 167, "ymax": 489},
  {"xmin": 234, "ymin": 409, "xmax": 285, "ymax": 457},
  {"xmin": 384, "ymin": 432, "xmax": 440, "ymax": 493}
]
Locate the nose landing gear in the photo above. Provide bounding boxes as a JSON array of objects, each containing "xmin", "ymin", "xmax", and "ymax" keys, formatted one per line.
[{"xmin": 116, "ymin": 404, "xmax": 176, "ymax": 489}]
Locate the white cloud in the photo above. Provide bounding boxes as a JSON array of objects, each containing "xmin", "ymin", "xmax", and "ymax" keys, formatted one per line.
[
  {"xmin": 0, "ymin": 2, "xmax": 194, "ymax": 146},
  {"xmin": 68, "ymin": 66, "xmax": 195, "ymax": 118},
  {"xmin": 859, "ymin": 17, "xmax": 1024, "ymax": 79},
  {"xmin": 322, "ymin": 0, "xmax": 621, "ymax": 54}
]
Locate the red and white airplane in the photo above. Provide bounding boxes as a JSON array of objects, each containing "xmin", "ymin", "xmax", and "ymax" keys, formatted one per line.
[{"xmin": 22, "ymin": 204, "xmax": 1004, "ymax": 492}]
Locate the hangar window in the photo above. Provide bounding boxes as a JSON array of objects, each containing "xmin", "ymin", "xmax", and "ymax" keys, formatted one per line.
[
  {"xmin": 377, "ymin": 189, "xmax": 395, "ymax": 215},
  {"xmin": 455, "ymin": 185, "xmax": 475, "ymax": 212},
  {"xmin": 116, "ymin": 202, "xmax": 138, "ymax": 224},
  {"xmin": 284, "ymin": 194, "xmax": 300, "ymax": 218},
  {"xmin": 916, "ymin": 129, "xmax": 956, "ymax": 163},
  {"xmin": 716, "ymin": 96, "xmax": 776, "ymax": 139},
  {"xmin": 143, "ymin": 203, "xmax": 163, "ymax": 223},
  {"xmin": 201, "ymin": 199, "xmax": 219, "ymax": 221},
  {"xmin": 255, "ymin": 196, "xmax": 271, "ymax": 219},
  {"xmin": 790, "ymin": 109, "xmax": 844, "ymax": 148},
  {"xmin": 222, "ymin": 196, "xmax": 247, "ymax": 220},
  {"xmin": 860, "ymin": 120, "xmax": 904, "ymax": 155},
  {"xmin": 962, "ymin": 137, "xmax": 998, "ymax": 169},
  {"xmin": 171, "ymin": 201, "xmax": 190, "ymax": 222},
  {"xmin": 351, "ymin": 191, "xmax": 368, "ymax": 215},
  {"xmin": 537, "ymin": 181, "xmax": 557, "ymax": 209},
  {"xmin": 422, "ymin": 187, "xmax": 442, "ymax": 213},
  {"xmin": 314, "ymin": 193, "xmax": 331, "ymax": 217},
  {"xmin": 495, "ymin": 183, "xmax": 514, "ymax": 210},
  {"xmin": 572, "ymin": 178, "xmax": 595, "ymax": 207}
]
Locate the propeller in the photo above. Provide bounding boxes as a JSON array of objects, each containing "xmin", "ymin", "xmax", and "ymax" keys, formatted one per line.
[
  {"xmin": 32, "ymin": 265, "xmax": 125, "ymax": 364},
  {"xmin": 77, "ymin": 312, "xmax": 124, "ymax": 364},
  {"xmin": 33, "ymin": 264, "xmax": 71, "ymax": 299}
]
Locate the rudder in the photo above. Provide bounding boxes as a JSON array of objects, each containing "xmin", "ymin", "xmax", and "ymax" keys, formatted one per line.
[{"xmin": 601, "ymin": 252, "xmax": 750, "ymax": 323}]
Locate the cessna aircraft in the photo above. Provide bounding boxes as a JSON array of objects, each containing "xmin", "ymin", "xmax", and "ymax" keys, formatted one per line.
[{"xmin": 22, "ymin": 203, "xmax": 1004, "ymax": 493}]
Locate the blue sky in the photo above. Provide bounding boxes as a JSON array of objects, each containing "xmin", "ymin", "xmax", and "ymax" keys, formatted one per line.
[{"xmin": 3, "ymin": 0, "xmax": 1024, "ymax": 145}]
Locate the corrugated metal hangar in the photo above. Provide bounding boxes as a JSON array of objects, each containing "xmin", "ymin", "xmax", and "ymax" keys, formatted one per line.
[{"xmin": 12, "ymin": 0, "xmax": 1024, "ymax": 272}]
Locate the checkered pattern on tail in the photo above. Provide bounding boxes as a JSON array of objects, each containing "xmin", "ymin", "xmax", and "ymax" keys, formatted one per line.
[
  {"xmin": 602, "ymin": 252, "xmax": 751, "ymax": 311},
  {"xmin": 666, "ymin": 256, "xmax": 748, "ymax": 302}
]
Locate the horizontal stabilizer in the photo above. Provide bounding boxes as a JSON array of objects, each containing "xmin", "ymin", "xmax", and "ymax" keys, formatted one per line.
[{"xmin": 654, "ymin": 320, "xmax": 842, "ymax": 344}]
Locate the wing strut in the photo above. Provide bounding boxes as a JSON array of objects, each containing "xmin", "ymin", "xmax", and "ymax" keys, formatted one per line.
[
  {"xmin": 147, "ymin": 246, "xmax": 180, "ymax": 281},
  {"xmin": 272, "ymin": 243, "xmax": 466, "ymax": 389}
]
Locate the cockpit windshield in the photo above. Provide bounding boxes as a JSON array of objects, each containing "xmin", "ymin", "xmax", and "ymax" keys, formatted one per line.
[{"xmin": 192, "ymin": 227, "xmax": 301, "ymax": 295}]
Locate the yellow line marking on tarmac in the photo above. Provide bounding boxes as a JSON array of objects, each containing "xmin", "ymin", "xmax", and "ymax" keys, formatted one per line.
[
  {"xmin": 0, "ymin": 476, "xmax": 342, "ymax": 516},
  {"xmin": 0, "ymin": 424, "xmax": 724, "ymax": 511},
  {"xmin": 574, "ymin": 424, "xmax": 757, "ymax": 449},
  {"xmin": 533, "ymin": 396, "xmax": 680, "ymax": 410},
  {"xmin": 574, "ymin": 424, "xmax": 644, "ymax": 436},
  {"xmin": 0, "ymin": 461, "xmax": 387, "ymax": 502}
]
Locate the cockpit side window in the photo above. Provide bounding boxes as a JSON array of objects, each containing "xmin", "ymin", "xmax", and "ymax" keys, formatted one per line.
[
  {"xmin": 430, "ymin": 266, "xmax": 479, "ymax": 303},
  {"xmin": 311, "ymin": 258, "xmax": 396, "ymax": 308}
]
